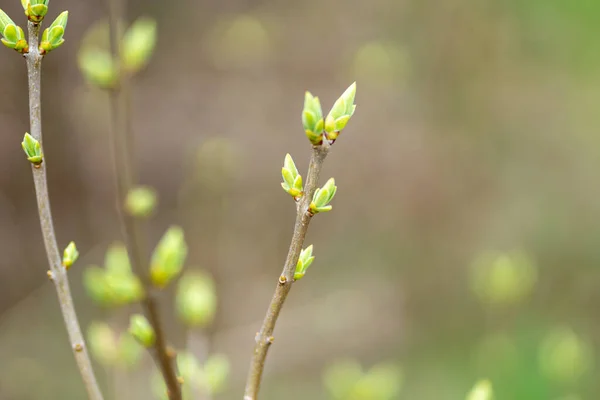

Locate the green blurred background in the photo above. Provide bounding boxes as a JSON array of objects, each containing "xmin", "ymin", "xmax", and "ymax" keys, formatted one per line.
[{"xmin": 0, "ymin": 0, "xmax": 599, "ymax": 398}]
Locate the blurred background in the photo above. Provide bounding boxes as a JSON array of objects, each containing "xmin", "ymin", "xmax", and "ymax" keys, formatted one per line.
[{"xmin": 0, "ymin": 0, "xmax": 599, "ymax": 398}]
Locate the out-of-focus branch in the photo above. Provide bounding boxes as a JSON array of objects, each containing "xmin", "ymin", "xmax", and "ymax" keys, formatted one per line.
[{"xmin": 105, "ymin": 1, "xmax": 181, "ymax": 398}]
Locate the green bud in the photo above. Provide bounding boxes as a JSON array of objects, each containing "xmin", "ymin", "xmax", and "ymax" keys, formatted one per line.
[
  {"xmin": 78, "ymin": 48, "xmax": 118, "ymax": 89},
  {"xmin": 0, "ymin": 10, "xmax": 28, "ymax": 53},
  {"xmin": 324, "ymin": 82, "xmax": 357, "ymax": 142},
  {"xmin": 62, "ymin": 241, "xmax": 79, "ymax": 269},
  {"xmin": 104, "ymin": 271, "xmax": 144, "ymax": 305},
  {"xmin": 470, "ymin": 251, "xmax": 537, "ymax": 307},
  {"xmin": 323, "ymin": 359, "xmax": 363, "ymax": 399},
  {"xmin": 294, "ymin": 245, "xmax": 315, "ymax": 281},
  {"xmin": 117, "ymin": 332, "xmax": 143, "ymax": 369},
  {"xmin": 466, "ymin": 379, "xmax": 493, "ymax": 400},
  {"xmin": 202, "ymin": 354, "xmax": 230, "ymax": 394},
  {"xmin": 21, "ymin": 133, "xmax": 43, "ymax": 166},
  {"xmin": 104, "ymin": 242, "xmax": 131, "ymax": 275},
  {"xmin": 22, "ymin": 0, "xmax": 49, "ymax": 23},
  {"xmin": 122, "ymin": 17, "xmax": 157, "ymax": 73},
  {"xmin": 39, "ymin": 11, "xmax": 68, "ymax": 54},
  {"xmin": 302, "ymin": 91, "xmax": 325, "ymax": 145},
  {"xmin": 176, "ymin": 271, "xmax": 217, "ymax": 328},
  {"xmin": 309, "ymin": 178, "xmax": 337, "ymax": 214},
  {"xmin": 281, "ymin": 153, "xmax": 303, "ymax": 199},
  {"xmin": 177, "ymin": 351, "xmax": 202, "ymax": 383},
  {"xmin": 125, "ymin": 185, "xmax": 157, "ymax": 218},
  {"xmin": 88, "ymin": 322, "xmax": 118, "ymax": 366},
  {"xmin": 539, "ymin": 327, "xmax": 592, "ymax": 384},
  {"xmin": 129, "ymin": 314, "xmax": 155, "ymax": 348},
  {"xmin": 150, "ymin": 226, "xmax": 188, "ymax": 288},
  {"xmin": 84, "ymin": 250, "xmax": 144, "ymax": 307}
]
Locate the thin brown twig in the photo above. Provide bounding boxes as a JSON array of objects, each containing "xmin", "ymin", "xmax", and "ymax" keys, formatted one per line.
[
  {"xmin": 24, "ymin": 21, "xmax": 104, "ymax": 400},
  {"xmin": 244, "ymin": 144, "xmax": 330, "ymax": 399},
  {"xmin": 105, "ymin": 1, "xmax": 182, "ymax": 399}
]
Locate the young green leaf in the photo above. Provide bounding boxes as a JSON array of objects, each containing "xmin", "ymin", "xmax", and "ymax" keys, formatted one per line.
[
  {"xmin": 150, "ymin": 226, "xmax": 188, "ymax": 288},
  {"xmin": 324, "ymin": 82, "xmax": 357, "ymax": 142},
  {"xmin": 302, "ymin": 91, "xmax": 324, "ymax": 145},
  {"xmin": 21, "ymin": 133, "xmax": 43, "ymax": 166},
  {"xmin": 309, "ymin": 178, "xmax": 337, "ymax": 214},
  {"xmin": 176, "ymin": 271, "xmax": 217, "ymax": 328},
  {"xmin": 294, "ymin": 245, "xmax": 315, "ymax": 280},
  {"xmin": 39, "ymin": 11, "xmax": 69, "ymax": 54},
  {"xmin": 122, "ymin": 17, "xmax": 157, "ymax": 73},
  {"xmin": 129, "ymin": 314, "xmax": 156, "ymax": 348},
  {"xmin": 62, "ymin": 241, "xmax": 79, "ymax": 269}
]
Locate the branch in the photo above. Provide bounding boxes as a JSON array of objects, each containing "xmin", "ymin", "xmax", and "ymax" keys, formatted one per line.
[
  {"xmin": 105, "ymin": 1, "xmax": 182, "ymax": 399},
  {"xmin": 24, "ymin": 21, "xmax": 104, "ymax": 400},
  {"xmin": 244, "ymin": 145, "xmax": 330, "ymax": 399}
]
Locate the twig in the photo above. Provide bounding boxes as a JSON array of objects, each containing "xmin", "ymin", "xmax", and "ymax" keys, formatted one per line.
[
  {"xmin": 244, "ymin": 145, "xmax": 330, "ymax": 399},
  {"xmin": 24, "ymin": 21, "xmax": 104, "ymax": 400},
  {"xmin": 105, "ymin": 1, "xmax": 182, "ymax": 399}
]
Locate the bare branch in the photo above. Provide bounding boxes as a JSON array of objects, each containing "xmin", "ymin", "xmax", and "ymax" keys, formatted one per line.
[
  {"xmin": 105, "ymin": 1, "xmax": 182, "ymax": 398},
  {"xmin": 244, "ymin": 145, "xmax": 330, "ymax": 399},
  {"xmin": 24, "ymin": 21, "xmax": 104, "ymax": 400}
]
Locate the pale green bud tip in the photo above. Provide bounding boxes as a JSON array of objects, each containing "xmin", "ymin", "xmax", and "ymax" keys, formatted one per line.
[
  {"xmin": 294, "ymin": 244, "xmax": 315, "ymax": 281},
  {"xmin": 466, "ymin": 379, "xmax": 493, "ymax": 400},
  {"xmin": 309, "ymin": 178, "xmax": 337, "ymax": 214},
  {"xmin": 129, "ymin": 314, "xmax": 156, "ymax": 347},
  {"xmin": 62, "ymin": 241, "xmax": 79, "ymax": 269},
  {"xmin": 0, "ymin": 9, "xmax": 16, "ymax": 32},
  {"xmin": 176, "ymin": 271, "xmax": 217, "ymax": 328},
  {"xmin": 150, "ymin": 226, "xmax": 188, "ymax": 288},
  {"xmin": 125, "ymin": 186, "xmax": 157, "ymax": 218},
  {"xmin": 281, "ymin": 153, "xmax": 303, "ymax": 198},
  {"xmin": 21, "ymin": 133, "xmax": 43, "ymax": 166},
  {"xmin": 324, "ymin": 82, "xmax": 357, "ymax": 140}
]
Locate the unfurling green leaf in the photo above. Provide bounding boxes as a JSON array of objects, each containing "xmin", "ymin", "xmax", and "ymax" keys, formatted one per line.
[
  {"xmin": 129, "ymin": 314, "xmax": 156, "ymax": 348},
  {"xmin": 122, "ymin": 17, "xmax": 157, "ymax": 73},
  {"xmin": 22, "ymin": 0, "xmax": 49, "ymax": 23},
  {"xmin": 176, "ymin": 271, "xmax": 217, "ymax": 328},
  {"xmin": 294, "ymin": 245, "xmax": 315, "ymax": 281},
  {"xmin": 39, "ymin": 11, "xmax": 68, "ymax": 54},
  {"xmin": 324, "ymin": 82, "xmax": 357, "ymax": 142},
  {"xmin": 302, "ymin": 91, "xmax": 325, "ymax": 145},
  {"xmin": 78, "ymin": 48, "xmax": 118, "ymax": 89},
  {"xmin": 309, "ymin": 177, "xmax": 337, "ymax": 214},
  {"xmin": 62, "ymin": 241, "xmax": 79, "ymax": 269},
  {"xmin": 150, "ymin": 226, "xmax": 188, "ymax": 288},
  {"xmin": 466, "ymin": 379, "xmax": 493, "ymax": 400},
  {"xmin": 0, "ymin": 10, "xmax": 28, "ymax": 53},
  {"xmin": 125, "ymin": 186, "xmax": 157, "ymax": 218},
  {"xmin": 281, "ymin": 153, "xmax": 303, "ymax": 198},
  {"xmin": 21, "ymin": 133, "xmax": 43, "ymax": 166}
]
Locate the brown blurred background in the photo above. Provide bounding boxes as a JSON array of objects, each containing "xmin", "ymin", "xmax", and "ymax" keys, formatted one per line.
[{"xmin": 1, "ymin": 0, "xmax": 600, "ymax": 398}]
